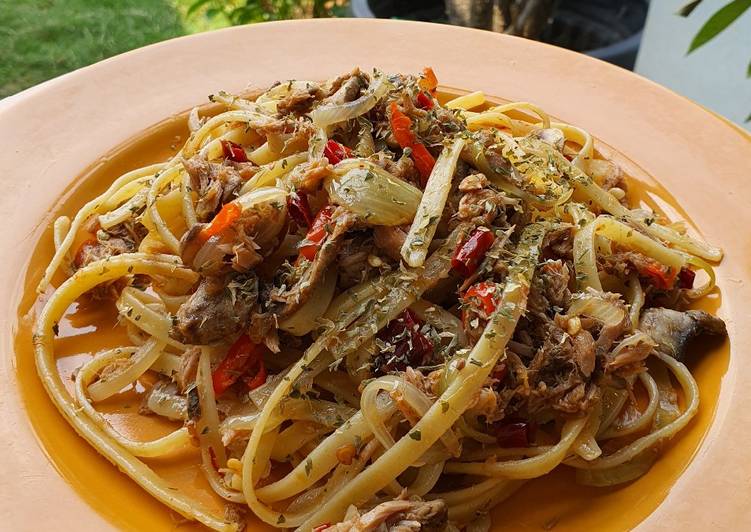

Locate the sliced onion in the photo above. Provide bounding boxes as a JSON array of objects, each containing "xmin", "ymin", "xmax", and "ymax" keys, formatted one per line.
[
  {"xmin": 308, "ymin": 76, "xmax": 388, "ymax": 128},
  {"xmin": 146, "ymin": 382, "xmax": 187, "ymax": 421},
  {"xmin": 567, "ymin": 290, "xmax": 626, "ymax": 328},
  {"xmin": 401, "ymin": 137, "xmax": 465, "ymax": 267},
  {"xmin": 410, "ymin": 299, "xmax": 467, "ymax": 347},
  {"xmin": 327, "ymin": 159, "xmax": 422, "ymax": 225},
  {"xmin": 279, "ymin": 269, "xmax": 337, "ymax": 335}
]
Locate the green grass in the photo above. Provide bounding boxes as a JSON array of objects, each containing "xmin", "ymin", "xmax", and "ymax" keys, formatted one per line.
[{"xmin": 0, "ymin": 0, "xmax": 230, "ymax": 98}]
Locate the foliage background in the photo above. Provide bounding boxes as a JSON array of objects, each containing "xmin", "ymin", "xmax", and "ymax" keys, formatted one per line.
[{"xmin": 0, "ymin": 0, "xmax": 346, "ymax": 98}]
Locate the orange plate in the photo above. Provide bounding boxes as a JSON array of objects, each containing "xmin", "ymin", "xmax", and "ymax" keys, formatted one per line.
[{"xmin": 0, "ymin": 19, "xmax": 749, "ymax": 532}]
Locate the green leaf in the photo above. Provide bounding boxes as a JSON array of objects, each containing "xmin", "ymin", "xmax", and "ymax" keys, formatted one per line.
[
  {"xmin": 187, "ymin": 0, "xmax": 213, "ymax": 17},
  {"xmin": 677, "ymin": 0, "xmax": 704, "ymax": 17},
  {"xmin": 687, "ymin": 0, "xmax": 751, "ymax": 53}
]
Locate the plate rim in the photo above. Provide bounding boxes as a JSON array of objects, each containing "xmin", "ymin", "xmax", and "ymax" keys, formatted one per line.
[{"xmin": 1, "ymin": 18, "xmax": 750, "ymax": 531}]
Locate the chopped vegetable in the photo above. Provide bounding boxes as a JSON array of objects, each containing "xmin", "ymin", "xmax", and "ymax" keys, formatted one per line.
[
  {"xmin": 494, "ymin": 419, "xmax": 535, "ymax": 448},
  {"xmin": 312, "ymin": 524, "xmax": 331, "ymax": 532},
  {"xmin": 678, "ymin": 267, "xmax": 696, "ymax": 289},
  {"xmin": 199, "ymin": 202, "xmax": 241, "ymax": 242},
  {"xmin": 463, "ymin": 281, "xmax": 498, "ymax": 316},
  {"xmin": 373, "ymin": 309, "xmax": 434, "ymax": 374},
  {"xmin": 299, "ymin": 205, "xmax": 336, "ymax": 261},
  {"xmin": 401, "ymin": 136, "xmax": 466, "ymax": 267},
  {"xmin": 419, "ymin": 66, "xmax": 438, "ymax": 94},
  {"xmin": 220, "ymin": 140, "xmax": 248, "ymax": 162},
  {"xmin": 389, "ymin": 102, "xmax": 436, "ymax": 184},
  {"xmin": 451, "ymin": 227, "xmax": 495, "ymax": 277},
  {"xmin": 639, "ymin": 263, "xmax": 677, "ymax": 290},
  {"xmin": 212, "ymin": 335, "xmax": 266, "ymax": 396},
  {"xmin": 323, "ymin": 140, "xmax": 353, "ymax": 165},
  {"xmin": 416, "ymin": 92, "xmax": 434, "ymax": 109},
  {"xmin": 328, "ymin": 161, "xmax": 422, "ymax": 226},
  {"xmin": 287, "ymin": 192, "xmax": 314, "ymax": 227}
]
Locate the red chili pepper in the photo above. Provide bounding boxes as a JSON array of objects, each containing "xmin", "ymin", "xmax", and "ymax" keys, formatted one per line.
[
  {"xmin": 419, "ymin": 67, "xmax": 438, "ymax": 95},
  {"xmin": 415, "ymin": 91, "xmax": 434, "ymax": 110},
  {"xmin": 451, "ymin": 227, "xmax": 495, "ymax": 277},
  {"xmin": 678, "ymin": 267, "xmax": 696, "ymax": 289},
  {"xmin": 287, "ymin": 192, "xmax": 314, "ymax": 227},
  {"xmin": 299, "ymin": 205, "xmax": 336, "ymax": 261},
  {"xmin": 200, "ymin": 202, "xmax": 241, "ymax": 243},
  {"xmin": 495, "ymin": 419, "xmax": 535, "ymax": 448},
  {"xmin": 463, "ymin": 281, "xmax": 498, "ymax": 315},
  {"xmin": 242, "ymin": 360, "xmax": 267, "ymax": 391},
  {"xmin": 410, "ymin": 144, "xmax": 437, "ymax": 185},
  {"xmin": 388, "ymin": 102, "xmax": 435, "ymax": 186},
  {"xmin": 323, "ymin": 139, "xmax": 353, "ymax": 165},
  {"xmin": 374, "ymin": 309, "xmax": 433, "ymax": 375},
  {"xmin": 220, "ymin": 140, "xmax": 248, "ymax": 162},
  {"xmin": 639, "ymin": 262, "xmax": 677, "ymax": 290},
  {"xmin": 212, "ymin": 335, "xmax": 265, "ymax": 396},
  {"xmin": 312, "ymin": 524, "xmax": 331, "ymax": 532}
]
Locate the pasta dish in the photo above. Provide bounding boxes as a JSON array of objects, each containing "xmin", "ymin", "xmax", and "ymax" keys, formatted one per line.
[{"xmin": 33, "ymin": 68, "xmax": 727, "ymax": 531}]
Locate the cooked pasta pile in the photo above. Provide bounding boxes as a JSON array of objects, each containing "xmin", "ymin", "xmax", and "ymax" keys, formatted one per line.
[{"xmin": 34, "ymin": 68, "xmax": 726, "ymax": 531}]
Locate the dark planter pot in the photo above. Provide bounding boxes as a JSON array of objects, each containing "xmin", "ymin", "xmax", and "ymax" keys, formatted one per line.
[{"xmin": 349, "ymin": 0, "xmax": 647, "ymax": 70}]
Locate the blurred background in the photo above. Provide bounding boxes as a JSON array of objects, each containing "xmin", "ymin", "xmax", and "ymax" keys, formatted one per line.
[{"xmin": 1, "ymin": 0, "xmax": 748, "ymax": 129}]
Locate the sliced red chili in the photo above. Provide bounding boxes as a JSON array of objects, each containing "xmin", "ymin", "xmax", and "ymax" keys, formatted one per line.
[
  {"xmin": 221, "ymin": 140, "xmax": 248, "ymax": 162},
  {"xmin": 451, "ymin": 227, "xmax": 495, "ymax": 277},
  {"xmin": 495, "ymin": 419, "xmax": 535, "ymax": 448},
  {"xmin": 678, "ymin": 267, "xmax": 696, "ymax": 289},
  {"xmin": 639, "ymin": 262, "xmax": 677, "ymax": 290},
  {"xmin": 312, "ymin": 524, "xmax": 331, "ymax": 532},
  {"xmin": 323, "ymin": 139, "xmax": 353, "ymax": 165},
  {"xmin": 388, "ymin": 101, "xmax": 435, "ymax": 185},
  {"xmin": 287, "ymin": 192, "xmax": 314, "ymax": 227},
  {"xmin": 373, "ymin": 309, "xmax": 433, "ymax": 375},
  {"xmin": 419, "ymin": 66, "xmax": 438, "ymax": 95},
  {"xmin": 212, "ymin": 335, "xmax": 264, "ymax": 396},
  {"xmin": 463, "ymin": 281, "xmax": 498, "ymax": 315},
  {"xmin": 242, "ymin": 360, "xmax": 267, "ymax": 391},
  {"xmin": 299, "ymin": 205, "xmax": 336, "ymax": 261},
  {"xmin": 200, "ymin": 202, "xmax": 241, "ymax": 243},
  {"xmin": 416, "ymin": 91, "xmax": 434, "ymax": 110}
]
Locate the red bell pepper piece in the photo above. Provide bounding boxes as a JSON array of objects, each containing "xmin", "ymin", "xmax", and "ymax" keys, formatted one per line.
[
  {"xmin": 220, "ymin": 140, "xmax": 248, "ymax": 162},
  {"xmin": 388, "ymin": 102, "xmax": 435, "ymax": 186},
  {"xmin": 416, "ymin": 91, "xmax": 434, "ymax": 110},
  {"xmin": 451, "ymin": 227, "xmax": 495, "ymax": 277},
  {"xmin": 242, "ymin": 361, "xmax": 267, "ymax": 391},
  {"xmin": 323, "ymin": 139, "xmax": 353, "ymax": 165},
  {"xmin": 299, "ymin": 205, "xmax": 336, "ymax": 261},
  {"xmin": 678, "ymin": 267, "xmax": 696, "ymax": 289},
  {"xmin": 495, "ymin": 420, "xmax": 535, "ymax": 448},
  {"xmin": 463, "ymin": 281, "xmax": 498, "ymax": 316},
  {"xmin": 639, "ymin": 262, "xmax": 677, "ymax": 290},
  {"xmin": 287, "ymin": 192, "xmax": 314, "ymax": 227},
  {"xmin": 419, "ymin": 67, "xmax": 438, "ymax": 95},
  {"xmin": 374, "ymin": 309, "xmax": 433, "ymax": 374},
  {"xmin": 212, "ymin": 335, "xmax": 266, "ymax": 396},
  {"xmin": 199, "ymin": 202, "xmax": 241, "ymax": 244}
]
